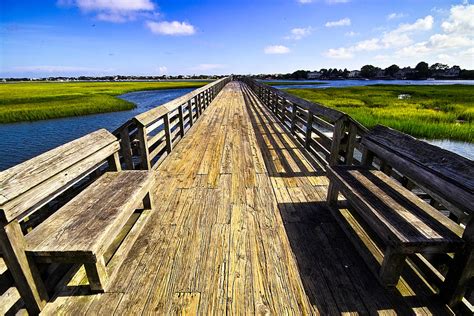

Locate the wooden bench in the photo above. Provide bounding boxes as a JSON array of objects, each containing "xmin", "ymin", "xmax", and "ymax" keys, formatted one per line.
[
  {"xmin": 0, "ymin": 129, "xmax": 154, "ymax": 314},
  {"xmin": 326, "ymin": 125, "xmax": 473, "ymax": 304}
]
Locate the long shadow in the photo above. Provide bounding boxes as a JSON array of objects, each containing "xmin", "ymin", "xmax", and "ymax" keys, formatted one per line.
[
  {"xmin": 241, "ymin": 85, "xmax": 325, "ymax": 179},
  {"xmin": 239, "ymin": 83, "xmax": 451, "ymax": 315},
  {"xmin": 278, "ymin": 201, "xmax": 452, "ymax": 315}
]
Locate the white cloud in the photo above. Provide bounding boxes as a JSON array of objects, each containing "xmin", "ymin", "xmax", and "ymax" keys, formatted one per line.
[
  {"xmin": 324, "ymin": 15, "xmax": 434, "ymax": 58},
  {"xmin": 428, "ymin": 33, "xmax": 473, "ymax": 49},
  {"xmin": 285, "ymin": 27, "xmax": 312, "ymax": 40},
  {"xmin": 324, "ymin": 47, "xmax": 353, "ymax": 59},
  {"xmin": 387, "ymin": 12, "xmax": 406, "ymax": 20},
  {"xmin": 146, "ymin": 21, "xmax": 195, "ymax": 36},
  {"xmin": 57, "ymin": 0, "xmax": 156, "ymax": 22},
  {"xmin": 441, "ymin": 3, "xmax": 474, "ymax": 34},
  {"xmin": 297, "ymin": 0, "xmax": 313, "ymax": 3},
  {"xmin": 352, "ymin": 38, "xmax": 381, "ymax": 51},
  {"xmin": 264, "ymin": 45, "xmax": 290, "ymax": 54},
  {"xmin": 345, "ymin": 31, "xmax": 359, "ymax": 37},
  {"xmin": 191, "ymin": 64, "xmax": 226, "ymax": 71},
  {"xmin": 396, "ymin": 15, "xmax": 433, "ymax": 33},
  {"xmin": 325, "ymin": 18, "xmax": 351, "ymax": 27}
]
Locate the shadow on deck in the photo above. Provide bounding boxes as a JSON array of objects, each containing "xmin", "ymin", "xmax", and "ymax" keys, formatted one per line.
[{"xmin": 242, "ymin": 85, "xmax": 452, "ymax": 315}]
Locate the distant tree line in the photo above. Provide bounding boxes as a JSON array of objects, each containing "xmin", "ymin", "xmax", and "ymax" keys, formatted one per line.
[
  {"xmin": 251, "ymin": 62, "xmax": 474, "ymax": 80},
  {"xmin": 1, "ymin": 74, "xmax": 227, "ymax": 82}
]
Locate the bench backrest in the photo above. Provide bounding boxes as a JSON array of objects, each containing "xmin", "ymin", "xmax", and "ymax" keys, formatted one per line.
[
  {"xmin": 0, "ymin": 129, "xmax": 120, "ymax": 223},
  {"xmin": 362, "ymin": 125, "xmax": 473, "ymax": 217}
]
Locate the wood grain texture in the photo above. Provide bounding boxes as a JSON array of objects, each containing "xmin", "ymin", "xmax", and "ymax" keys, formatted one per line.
[
  {"xmin": 25, "ymin": 171, "xmax": 153, "ymax": 258},
  {"xmin": 37, "ymin": 82, "xmax": 453, "ymax": 315},
  {"xmin": 0, "ymin": 129, "xmax": 118, "ymax": 222}
]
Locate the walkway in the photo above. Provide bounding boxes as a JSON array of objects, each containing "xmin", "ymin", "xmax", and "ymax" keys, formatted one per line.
[{"xmin": 42, "ymin": 82, "xmax": 450, "ymax": 315}]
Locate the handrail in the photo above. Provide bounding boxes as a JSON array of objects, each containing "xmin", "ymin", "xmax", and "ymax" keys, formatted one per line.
[
  {"xmin": 239, "ymin": 76, "xmax": 368, "ymax": 166},
  {"xmin": 135, "ymin": 77, "xmax": 230, "ymax": 126},
  {"xmin": 115, "ymin": 76, "xmax": 232, "ymax": 170},
  {"xmin": 241, "ymin": 77, "xmax": 345, "ymax": 121}
]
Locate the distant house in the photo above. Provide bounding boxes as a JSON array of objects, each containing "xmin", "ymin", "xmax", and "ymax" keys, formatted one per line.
[
  {"xmin": 348, "ymin": 70, "xmax": 360, "ymax": 78},
  {"xmin": 307, "ymin": 71, "xmax": 322, "ymax": 79}
]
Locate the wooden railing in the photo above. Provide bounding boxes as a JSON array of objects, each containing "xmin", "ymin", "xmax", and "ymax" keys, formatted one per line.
[
  {"xmin": 114, "ymin": 77, "xmax": 231, "ymax": 170},
  {"xmin": 241, "ymin": 77, "xmax": 473, "ymax": 311},
  {"xmin": 239, "ymin": 77, "xmax": 368, "ymax": 167}
]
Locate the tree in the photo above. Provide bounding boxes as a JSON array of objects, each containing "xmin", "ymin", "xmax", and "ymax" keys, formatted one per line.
[
  {"xmin": 384, "ymin": 64, "xmax": 400, "ymax": 77},
  {"xmin": 360, "ymin": 65, "xmax": 377, "ymax": 78},
  {"xmin": 430, "ymin": 63, "xmax": 449, "ymax": 71},
  {"xmin": 291, "ymin": 70, "xmax": 309, "ymax": 80},
  {"xmin": 415, "ymin": 61, "xmax": 430, "ymax": 79}
]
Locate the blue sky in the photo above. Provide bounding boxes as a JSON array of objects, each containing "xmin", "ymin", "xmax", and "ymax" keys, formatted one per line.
[{"xmin": 1, "ymin": 0, "xmax": 473, "ymax": 77}]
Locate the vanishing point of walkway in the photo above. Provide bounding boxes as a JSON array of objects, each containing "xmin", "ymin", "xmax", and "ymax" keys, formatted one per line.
[{"xmin": 42, "ymin": 82, "xmax": 450, "ymax": 315}]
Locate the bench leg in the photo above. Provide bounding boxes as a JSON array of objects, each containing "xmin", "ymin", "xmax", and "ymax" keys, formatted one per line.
[
  {"xmin": 143, "ymin": 192, "xmax": 153, "ymax": 210},
  {"xmin": 440, "ymin": 219, "xmax": 473, "ymax": 307},
  {"xmin": 0, "ymin": 221, "xmax": 48, "ymax": 314},
  {"xmin": 327, "ymin": 181, "xmax": 339, "ymax": 206},
  {"xmin": 380, "ymin": 247, "xmax": 406, "ymax": 286},
  {"xmin": 85, "ymin": 258, "xmax": 108, "ymax": 292}
]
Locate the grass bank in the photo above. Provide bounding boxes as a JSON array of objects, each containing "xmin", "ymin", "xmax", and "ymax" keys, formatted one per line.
[
  {"xmin": 264, "ymin": 81, "xmax": 325, "ymax": 86},
  {"xmin": 0, "ymin": 81, "xmax": 210, "ymax": 123},
  {"xmin": 286, "ymin": 85, "xmax": 473, "ymax": 142}
]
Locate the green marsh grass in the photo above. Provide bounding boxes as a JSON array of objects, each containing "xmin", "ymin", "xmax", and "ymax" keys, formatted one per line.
[
  {"xmin": 0, "ymin": 81, "xmax": 209, "ymax": 123},
  {"xmin": 286, "ymin": 85, "xmax": 474, "ymax": 142}
]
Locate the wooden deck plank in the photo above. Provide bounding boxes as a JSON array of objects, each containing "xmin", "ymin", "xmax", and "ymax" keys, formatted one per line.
[{"xmin": 38, "ymin": 81, "xmax": 453, "ymax": 316}]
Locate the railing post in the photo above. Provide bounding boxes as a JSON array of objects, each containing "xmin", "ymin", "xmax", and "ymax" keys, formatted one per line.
[
  {"xmin": 329, "ymin": 116, "xmax": 347, "ymax": 166},
  {"xmin": 178, "ymin": 105, "xmax": 185, "ymax": 138},
  {"xmin": 188, "ymin": 100, "xmax": 194, "ymax": 127},
  {"xmin": 291, "ymin": 104, "xmax": 297, "ymax": 134},
  {"xmin": 163, "ymin": 113, "xmax": 173, "ymax": 154},
  {"xmin": 119, "ymin": 127, "xmax": 134, "ymax": 170},
  {"xmin": 136, "ymin": 122, "xmax": 151, "ymax": 170},
  {"xmin": 305, "ymin": 112, "xmax": 313, "ymax": 149},
  {"xmin": 344, "ymin": 122, "xmax": 358, "ymax": 165}
]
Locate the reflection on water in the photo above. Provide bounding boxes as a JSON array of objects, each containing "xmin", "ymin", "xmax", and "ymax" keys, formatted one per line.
[
  {"xmin": 0, "ymin": 88, "xmax": 193, "ymax": 170},
  {"xmin": 426, "ymin": 139, "xmax": 474, "ymax": 160}
]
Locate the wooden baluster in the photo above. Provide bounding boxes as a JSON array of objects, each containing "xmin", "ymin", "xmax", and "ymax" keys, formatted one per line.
[
  {"xmin": 291, "ymin": 105, "xmax": 297, "ymax": 134},
  {"xmin": 344, "ymin": 122, "xmax": 358, "ymax": 165},
  {"xmin": 163, "ymin": 113, "xmax": 173, "ymax": 154},
  {"xmin": 136, "ymin": 121, "xmax": 151, "ymax": 170},
  {"xmin": 188, "ymin": 100, "xmax": 194, "ymax": 127},
  {"xmin": 305, "ymin": 112, "xmax": 314, "ymax": 150},
  {"xmin": 178, "ymin": 104, "xmax": 185, "ymax": 138},
  {"xmin": 119, "ymin": 127, "xmax": 134, "ymax": 170},
  {"xmin": 329, "ymin": 117, "xmax": 346, "ymax": 166}
]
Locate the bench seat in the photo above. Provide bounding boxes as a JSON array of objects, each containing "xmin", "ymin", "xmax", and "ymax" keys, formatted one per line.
[
  {"xmin": 25, "ymin": 171, "xmax": 153, "ymax": 261},
  {"xmin": 328, "ymin": 166, "xmax": 464, "ymax": 252}
]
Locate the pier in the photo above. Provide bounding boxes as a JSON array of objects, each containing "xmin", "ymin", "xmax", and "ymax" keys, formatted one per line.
[{"xmin": 1, "ymin": 78, "xmax": 472, "ymax": 315}]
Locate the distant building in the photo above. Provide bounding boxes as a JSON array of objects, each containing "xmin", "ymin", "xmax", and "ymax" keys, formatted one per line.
[
  {"xmin": 307, "ymin": 71, "xmax": 322, "ymax": 79},
  {"xmin": 348, "ymin": 70, "xmax": 360, "ymax": 78}
]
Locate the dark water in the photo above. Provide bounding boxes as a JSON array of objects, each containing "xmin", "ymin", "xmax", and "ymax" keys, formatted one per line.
[
  {"xmin": 269, "ymin": 79, "xmax": 474, "ymax": 89},
  {"xmin": 0, "ymin": 88, "xmax": 193, "ymax": 170}
]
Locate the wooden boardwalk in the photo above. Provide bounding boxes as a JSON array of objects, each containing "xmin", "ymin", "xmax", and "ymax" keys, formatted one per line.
[{"xmin": 39, "ymin": 82, "xmax": 452, "ymax": 315}]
